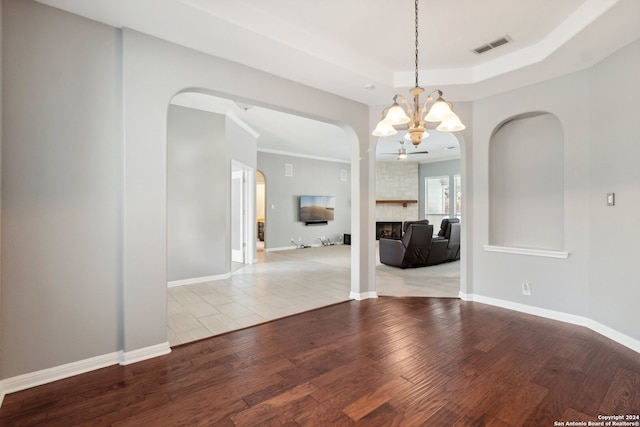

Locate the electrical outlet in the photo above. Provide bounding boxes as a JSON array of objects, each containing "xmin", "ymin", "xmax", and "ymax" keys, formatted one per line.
[{"xmin": 522, "ymin": 282, "xmax": 531, "ymax": 296}]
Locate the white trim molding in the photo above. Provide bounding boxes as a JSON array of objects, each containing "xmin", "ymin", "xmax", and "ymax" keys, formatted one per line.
[
  {"xmin": 0, "ymin": 351, "xmax": 121, "ymax": 407},
  {"xmin": 349, "ymin": 291, "xmax": 378, "ymax": 301},
  {"xmin": 459, "ymin": 291, "xmax": 640, "ymax": 354},
  {"xmin": 168, "ymin": 273, "xmax": 231, "ymax": 287},
  {"xmin": 119, "ymin": 342, "xmax": 171, "ymax": 365},
  {"xmin": 0, "ymin": 342, "xmax": 173, "ymax": 407},
  {"xmin": 483, "ymin": 244, "xmax": 569, "ymax": 259}
]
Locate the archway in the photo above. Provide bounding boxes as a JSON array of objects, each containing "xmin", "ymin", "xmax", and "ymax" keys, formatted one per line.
[
  {"xmin": 373, "ymin": 130, "xmax": 467, "ymax": 298},
  {"xmin": 165, "ymin": 90, "xmax": 358, "ymax": 345}
]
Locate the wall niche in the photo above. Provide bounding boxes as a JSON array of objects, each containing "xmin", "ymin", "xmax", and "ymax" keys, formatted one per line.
[{"xmin": 489, "ymin": 112, "xmax": 564, "ymax": 251}]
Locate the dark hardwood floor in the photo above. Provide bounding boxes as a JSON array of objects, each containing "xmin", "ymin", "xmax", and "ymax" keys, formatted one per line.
[{"xmin": 1, "ymin": 297, "xmax": 639, "ymax": 426}]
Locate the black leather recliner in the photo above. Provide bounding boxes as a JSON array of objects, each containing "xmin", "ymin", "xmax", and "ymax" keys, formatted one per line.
[
  {"xmin": 379, "ymin": 224, "xmax": 433, "ymax": 268},
  {"xmin": 427, "ymin": 218, "xmax": 460, "ymax": 264},
  {"xmin": 402, "ymin": 219, "xmax": 429, "ymax": 234}
]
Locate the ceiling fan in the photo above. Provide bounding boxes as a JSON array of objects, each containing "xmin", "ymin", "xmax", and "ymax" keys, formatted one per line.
[{"xmin": 382, "ymin": 140, "xmax": 429, "ymax": 160}]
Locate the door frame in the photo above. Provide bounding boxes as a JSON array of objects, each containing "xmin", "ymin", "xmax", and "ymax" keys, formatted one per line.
[{"xmin": 231, "ymin": 160, "xmax": 256, "ymax": 265}]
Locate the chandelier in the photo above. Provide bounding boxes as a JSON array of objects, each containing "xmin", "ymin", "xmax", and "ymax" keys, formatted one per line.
[{"xmin": 372, "ymin": 0, "xmax": 465, "ymax": 147}]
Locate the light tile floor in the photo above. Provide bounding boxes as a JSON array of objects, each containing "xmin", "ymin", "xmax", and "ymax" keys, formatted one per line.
[{"xmin": 167, "ymin": 244, "xmax": 460, "ymax": 346}]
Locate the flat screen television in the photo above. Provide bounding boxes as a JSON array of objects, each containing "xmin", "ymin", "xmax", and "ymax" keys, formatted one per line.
[{"xmin": 299, "ymin": 195, "xmax": 335, "ymax": 223}]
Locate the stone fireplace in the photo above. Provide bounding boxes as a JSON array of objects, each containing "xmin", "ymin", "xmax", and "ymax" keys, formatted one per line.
[
  {"xmin": 375, "ymin": 163, "xmax": 419, "ymax": 236},
  {"xmin": 376, "ymin": 221, "xmax": 402, "ymax": 240}
]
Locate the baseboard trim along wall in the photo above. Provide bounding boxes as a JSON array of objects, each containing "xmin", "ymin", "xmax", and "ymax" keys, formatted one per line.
[
  {"xmin": 482, "ymin": 245, "xmax": 569, "ymax": 259},
  {"xmin": 168, "ymin": 273, "xmax": 231, "ymax": 287},
  {"xmin": 0, "ymin": 342, "xmax": 172, "ymax": 407},
  {"xmin": 0, "ymin": 351, "xmax": 120, "ymax": 407},
  {"xmin": 349, "ymin": 291, "xmax": 378, "ymax": 301},
  {"xmin": 119, "ymin": 342, "xmax": 171, "ymax": 365},
  {"xmin": 459, "ymin": 291, "xmax": 640, "ymax": 354}
]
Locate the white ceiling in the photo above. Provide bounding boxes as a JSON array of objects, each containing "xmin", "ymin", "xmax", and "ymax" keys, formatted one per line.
[{"xmin": 36, "ymin": 0, "xmax": 640, "ymax": 163}]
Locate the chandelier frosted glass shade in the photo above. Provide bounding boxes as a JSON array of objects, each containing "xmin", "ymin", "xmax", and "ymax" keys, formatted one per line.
[
  {"xmin": 436, "ymin": 113, "xmax": 466, "ymax": 132},
  {"xmin": 372, "ymin": 119, "xmax": 398, "ymax": 137},
  {"xmin": 424, "ymin": 98, "xmax": 454, "ymax": 122},
  {"xmin": 384, "ymin": 103, "xmax": 411, "ymax": 125}
]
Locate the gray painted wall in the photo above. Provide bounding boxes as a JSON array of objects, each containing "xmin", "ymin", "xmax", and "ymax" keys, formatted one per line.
[
  {"xmin": 257, "ymin": 152, "xmax": 351, "ymax": 249},
  {"xmin": 472, "ymin": 38, "xmax": 640, "ymax": 342},
  {"xmin": 473, "ymin": 71, "xmax": 590, "ymax": 318},
  {"xmin": 118, "ymin": 26, "xmax": 367, "ymax": 356},
  {"xmin": 587, "ymin": 39, "xmax": 640, "ymax": 340},
  {"xmin": 1, "ymin": 0, "xmax": 370, "ymax": 380},
  {"xmin": 2, "ymin": 0, "xmax": 122, "ymax": 376},
  {"xmin": 167, "ymin": 106, "xmax": 227, "ymax": 281}
]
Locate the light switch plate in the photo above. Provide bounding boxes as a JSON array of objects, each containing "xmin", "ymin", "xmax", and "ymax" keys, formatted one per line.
[{"xmin": 607, "ymin": 193, "xmax": 615, "ymax": 206}]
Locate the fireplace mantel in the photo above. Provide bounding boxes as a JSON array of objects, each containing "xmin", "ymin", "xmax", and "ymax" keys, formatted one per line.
[{"xmin": 376, "ymin": 199, "xmax": 417, "ymax": 208}]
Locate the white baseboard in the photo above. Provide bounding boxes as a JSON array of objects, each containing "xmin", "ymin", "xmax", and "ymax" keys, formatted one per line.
[
  {"xmin": 119, "ymin": 342, "xmax": 171, "ymax": 365},
  {"xmin": 0, "ymin": 342, "xmax": 172, "ymax": 407},
  {"xmin": 0, "ymin": 351, "xmax": 120, "ymax": 406},
  {"xmin": 459, "ymin": 291, "xmax": 640, "ymax": 354},
  {"xmin": 168, "ymin": 273, "xmax": 231, "ymax": 287},
  {"xmin": 266, "ymin": 243, "xmax": 328, "ymax": 252},
  {"xmin": 349, "ymin": 291, "xmax": 378, "ymax": 300},
  {"xmin": 265, "ymin": 246, "xmax": 297, "ymax": 252}
]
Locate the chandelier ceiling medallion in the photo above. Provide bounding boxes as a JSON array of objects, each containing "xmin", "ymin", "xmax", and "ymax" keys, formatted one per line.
[{"xmin": 372, "ymin": 0, "xmax": 465, "ymax": 147}]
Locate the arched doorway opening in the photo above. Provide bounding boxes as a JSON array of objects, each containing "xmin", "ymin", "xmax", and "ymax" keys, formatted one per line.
[
  {"xmin": 165, "ymin": 91, "xmax": 357, "ymax": 346},
  {"xmin": 373, "ymin": 130, "xmax": 465, "ymax": 298}
]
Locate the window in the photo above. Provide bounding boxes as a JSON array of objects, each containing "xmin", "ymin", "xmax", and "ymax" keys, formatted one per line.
[
  {"xmin": 454, "ymin": 174, "xmax": 461, "ymax": 218},
  {"xmin": 425, "ymin": 176, "xmax": 450, "ymax": 228}
]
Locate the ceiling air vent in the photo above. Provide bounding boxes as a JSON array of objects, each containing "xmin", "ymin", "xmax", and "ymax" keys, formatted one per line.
[{"xmin": 472, "ymin": 35, "xmax": 512, "ymax": 55}]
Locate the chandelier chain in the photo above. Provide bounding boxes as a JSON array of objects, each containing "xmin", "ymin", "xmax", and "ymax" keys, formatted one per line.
[
  {"xmin": 371, "ymin": 0, "xmax": 465, "ymax": 142},
  {"xmin": 414, "ymin": 0, "xmax": 419, "ymax": 88}
]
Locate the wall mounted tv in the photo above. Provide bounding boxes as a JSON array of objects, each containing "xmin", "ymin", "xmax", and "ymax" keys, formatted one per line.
[{"xmin": 299, "ymin": 195, "xmax": 335, "ymax": 224}]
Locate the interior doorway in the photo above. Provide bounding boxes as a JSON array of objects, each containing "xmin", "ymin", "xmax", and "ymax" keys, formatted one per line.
[
  {"xmin": 231, "ymin": 160, "xmax": 255, "ymax": 265},
  {"xmin": 256, "ymin": 171, "xmax": 266, "ymax": 252}
]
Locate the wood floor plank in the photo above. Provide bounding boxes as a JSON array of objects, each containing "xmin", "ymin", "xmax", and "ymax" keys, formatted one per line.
[
  {"xmin": 342, "ymin": 377, "xmax": 413, "ymax": 421},
  {"xmin": 1, "ymin": 297, "xmax": 639, "ymax": 426},
  {"xmin": 599, "ymin": 367, "xmax": 640, "ymax": 414},
  {"xmin": 230, "ymin": 382, "xmax": 318, "ymax": 426}
]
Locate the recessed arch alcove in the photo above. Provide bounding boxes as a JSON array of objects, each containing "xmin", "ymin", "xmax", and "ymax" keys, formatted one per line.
[{"xmin": 488, "ymin": 112, "xmax": 564, "ymax": 252}]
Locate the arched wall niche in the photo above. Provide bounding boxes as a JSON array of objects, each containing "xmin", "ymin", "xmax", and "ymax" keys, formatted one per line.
[{"xmin": 488, "ymin": 112, "xmax": 565, "ymax": 251}]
